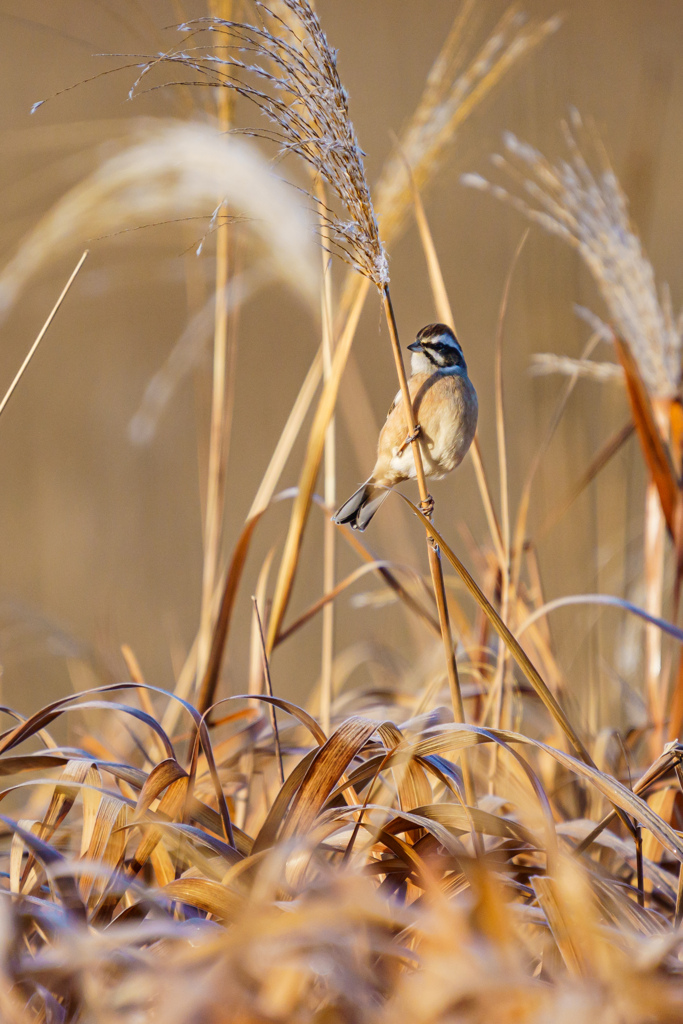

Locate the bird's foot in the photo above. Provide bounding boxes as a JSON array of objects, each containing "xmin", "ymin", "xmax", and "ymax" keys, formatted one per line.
[
  {"xmin": 419, "ymin": 493, "xmax": 435, "ymax": 519},
  {"xmin": 397, "ymin": 423, "xmax": 421, "ymax": 457}
]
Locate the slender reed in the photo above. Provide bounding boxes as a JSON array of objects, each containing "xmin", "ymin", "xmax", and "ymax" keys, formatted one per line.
[
  {"xmin": 196, "ymin": 0, "xmax": 236, "ymax": 695},
  {"xmin": 0, "ymin": 251, "xmax": 88, "ymax": 420},
  {"xmin": 318, "ymin": 185, "xmax": 337, "ymax": 735}
]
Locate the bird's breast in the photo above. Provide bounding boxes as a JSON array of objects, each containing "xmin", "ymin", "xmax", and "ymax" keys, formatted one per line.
[
  {"xmin": 373, "ymin": 370, "xmax": 478, "ymax": 485},
  {"xmin": 420, "ymin": 373, "xmax": 478, "ymax": 477}
]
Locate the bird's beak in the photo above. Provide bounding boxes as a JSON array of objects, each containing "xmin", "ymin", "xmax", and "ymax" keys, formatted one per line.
[{"xmin": 407, "ymin": 341, "xmax": 423, "ymax": 352}]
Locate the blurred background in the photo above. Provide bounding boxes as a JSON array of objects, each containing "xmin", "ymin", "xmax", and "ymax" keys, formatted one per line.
[{"xmin": 0, "ymin": 0, "xmax": 681, "ymax": 726}]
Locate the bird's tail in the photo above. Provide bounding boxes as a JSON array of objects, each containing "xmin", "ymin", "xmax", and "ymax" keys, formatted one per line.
[{"xmin": 331, "ymin": 480, "xmax": 387, "ymax": 531}]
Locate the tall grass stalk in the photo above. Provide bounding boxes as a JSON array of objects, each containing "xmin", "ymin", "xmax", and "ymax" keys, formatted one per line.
[
  {"xmin": 0, "ymin": 251, "xmax": 88, "ymax": 420},
  {"xmin": 316, "ymin": 177, "xmax": 337, "ymax": 736},
  {"xmin": 197, "ymin": 0, "xmax": 236, "ymax": 695}
]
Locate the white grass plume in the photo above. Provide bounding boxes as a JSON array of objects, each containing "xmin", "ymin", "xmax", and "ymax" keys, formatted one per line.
[
  {"xmin": 463, "ymin": 109, "xmax": 682, "ymax": 398},
  {"xmin": 530, "ymin": 353, "xmax": 623, "ymax": 383},
  {"xmin": 0, "ymin": 118, "xmax": 318, "ymax": 316}
]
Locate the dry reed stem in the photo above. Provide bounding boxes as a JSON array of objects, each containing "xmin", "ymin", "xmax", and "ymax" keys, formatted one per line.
[
  {"xmin": 410, "ymin": 179, "xmax": 514, "ymax": 794},
  {"xmin": 249, "ymin": 346, "xmax": 323, "ymax": 518},
  {"xmin": 0, "ymin": 251, "xmax": 88, "ymax": 421},
  {"xmin": 317, "ymin": 178, "xmax": 336, "ymax": 736},
  {"xmin": 197, "ymin": 3, "xmax": 237, "ymax": 697},
  {"xmin": 197, "ymin": 212, "xmax": 231, "ymax": 686},
  {"xmin": 488, "ymin": 233, "xmax": 529, "ymax": 789}
]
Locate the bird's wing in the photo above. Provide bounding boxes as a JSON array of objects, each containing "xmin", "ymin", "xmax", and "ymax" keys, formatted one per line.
[
  {"xmin": 376, "ymin": 374, "xmax": 434, "ymax": 460},
  {"xmin": 385, "ymin": 387, "xmax": 402, "ymax": 420}
]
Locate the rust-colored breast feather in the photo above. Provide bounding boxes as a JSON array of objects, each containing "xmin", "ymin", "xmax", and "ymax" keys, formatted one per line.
[{"xmin": 372, "ymin": 370, "xmax": 478, "ymax": 486}]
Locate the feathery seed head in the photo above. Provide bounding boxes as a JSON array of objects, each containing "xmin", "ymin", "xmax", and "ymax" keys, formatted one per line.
[
  {"xmin": 463, "ymin": 110, "xmax": 682, "ymax": 398},
  {"xmin": 143, "ymin": 1, "xmax": 389, "ymax": 287},
  {"xmin": 374, "ymin": 6, "xmax": 561, "ymax": 245}
]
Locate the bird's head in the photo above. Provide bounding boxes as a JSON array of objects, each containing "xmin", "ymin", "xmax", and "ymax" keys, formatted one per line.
[{"xmin": 408, "ymin": 323, "xmax": 467, "ymax": 373}]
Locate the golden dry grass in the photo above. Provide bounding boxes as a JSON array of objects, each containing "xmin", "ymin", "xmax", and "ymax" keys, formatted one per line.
[{"xmin": 1, "ymin": 3, "xmax": 683, "ymax": 1022}]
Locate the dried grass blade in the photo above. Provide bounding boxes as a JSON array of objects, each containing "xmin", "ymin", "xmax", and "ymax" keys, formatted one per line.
[
  {"xmin": 130, "ymin": 775, "xmax": 189, "ymax": 875},
  {"xmin": 531, "ymin": 875, "xmax": 584, "ymax": 976},
  {"xmin": 80, "ymin": 795, "xmax": 126, "ymax": 906},
  {"xmin": 134, "ymin": 758, "xmax": 188, "ymax": 817},
  {"xmin": 521, "ymin": 737, "xmax": 683, "ymax": 861},
  {"xmin": 0, "ymin": 754, "xmax": 68, "ymax": 775},
  {"xmin": 280, "ymin": 717, "xmax": 377, "ymax": 839},
  {"xmin": 80, "ymin": 763, "xmax": 105, "ymax": 855},
  {"xmin": 613, "ymin": 335, "xmax": 678, "ymax": 534},
  {"xmin": 10, "ymin": 819, "xmax": 39, "ymax": 894},
  {"xmin": 252, "ymin": 749, "xmax": 318, "ymax": 854},
  {"xmin": 377, "ymin": 722, "xmax": 432, "ymax": 813},
  {"xmin": 400, "ymin": 724, "xmax": 679, "ymax": 856},
  {"xmin": 160, "ymin": 877, "xmax": 244, "ymax": 921},
  {"xmin": 410, "ymin": 803, "xmax": 537, "ymax": 846},
  {"xmin": 518, "ymin": 593, "xmax": 683, "ymax": 645},
  {"xmin": 0, "ymin": 696, "xmax": 175, "ymax": 759},
  {"xmin": 229, "ymin": 694, "xmax": 326, "ymax": 747}
]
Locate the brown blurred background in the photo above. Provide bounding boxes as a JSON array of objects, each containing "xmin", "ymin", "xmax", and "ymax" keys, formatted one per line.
[{"xmin": 0, "ymin": 1, "xmax": 681, "ymax": 725}]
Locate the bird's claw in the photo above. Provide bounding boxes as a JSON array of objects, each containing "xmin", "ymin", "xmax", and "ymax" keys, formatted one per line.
[
  {"xmin": 419, "ymin": 494, "xmax": 435, "ymax": 519},
  {"xmin": 397, "ymin": 423, "xmax": 421, "ymax": 456}
]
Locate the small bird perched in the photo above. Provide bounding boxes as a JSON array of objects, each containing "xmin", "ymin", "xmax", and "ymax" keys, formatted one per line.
[{"xmin": 332, "ymin": 323, "xmax": 478, "ymax": 531}]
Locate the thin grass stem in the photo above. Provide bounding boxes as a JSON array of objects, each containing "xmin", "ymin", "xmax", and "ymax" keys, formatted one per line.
[
  {"xmin": 317, "ymin": 177, "xmax": 336, "ymax": 736},
  {"xmin": 0, "ymin": 250, "xmax": 88, "ymax": 421},
  {"xmin": 252, "ymin": 597, "xmax": 284, "ymax": 788},
  {"xmin": 196, "ymin": 1, "xmax": 236, "ymax": 698}
]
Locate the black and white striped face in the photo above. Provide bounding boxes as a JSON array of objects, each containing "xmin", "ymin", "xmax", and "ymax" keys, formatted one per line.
[{"xmin": 408, "ymin": 323, "xmax": 467, "ymax": 371}]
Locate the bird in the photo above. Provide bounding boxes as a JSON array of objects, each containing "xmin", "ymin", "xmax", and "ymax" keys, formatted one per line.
[{"xmin": 332, "ymin": 323, "xmax": 478, "ymax": 531}]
